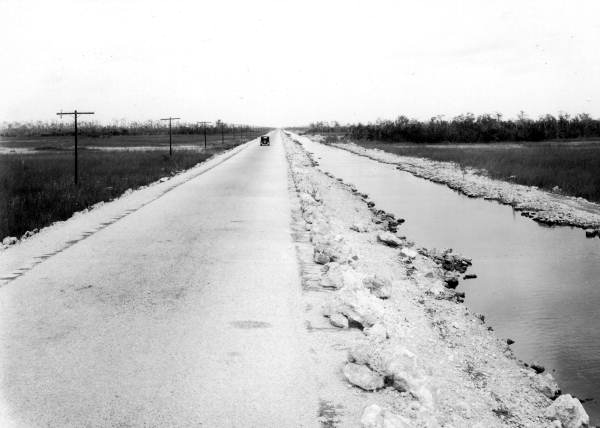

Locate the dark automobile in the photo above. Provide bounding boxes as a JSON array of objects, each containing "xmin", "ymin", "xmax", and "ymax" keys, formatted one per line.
[{"xmin": 260, "ymin": 136, "xmax": 270, "ymax": 146}]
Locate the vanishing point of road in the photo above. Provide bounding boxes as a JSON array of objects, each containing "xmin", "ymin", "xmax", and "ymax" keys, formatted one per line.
[{"xmin": 0, "ymin": 131, "xmax": 320, "ymax": 427}]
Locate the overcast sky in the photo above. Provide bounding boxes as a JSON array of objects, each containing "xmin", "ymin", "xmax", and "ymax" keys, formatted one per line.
[{"xmin": 1, "ymin": 0, "xmax": 599, "ymax": 126}]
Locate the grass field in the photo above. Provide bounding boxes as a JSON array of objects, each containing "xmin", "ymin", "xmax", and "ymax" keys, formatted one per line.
[
  {"xmin": 0, "ymin": 134, "xmax": 250, "ymax": 239},
  {"xmin": 352, "ymin": 140, "xmax": 600, "ymax": 203}
]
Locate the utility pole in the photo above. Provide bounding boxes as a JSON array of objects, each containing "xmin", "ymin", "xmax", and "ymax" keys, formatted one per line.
[
  {"xmin": 160, "ymin": 117, "xmax": 180, "ymax": 156},
  {"xmin": 197, "ymin": 121, "xmax": 211, "ymax": 149},
  {"xmin": 220, "ymin": 121, "xmax": 224, "ymax": 145},
  {"xmin": 56, "ymin": 109, "xmax": 94, "ymax": 185}
]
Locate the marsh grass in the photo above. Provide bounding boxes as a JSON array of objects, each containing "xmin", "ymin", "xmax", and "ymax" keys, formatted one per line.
[
  {"xmin": 0, "ymin": 146, "xmax": 236, "ymax": 239},
  {"xmin": 353, "ymin": 140, "xmax": 600, "ymax": 203}
]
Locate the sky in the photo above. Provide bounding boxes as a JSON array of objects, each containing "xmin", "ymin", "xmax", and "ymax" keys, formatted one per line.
[{"xmin": 1, "ymin": 0, "xmax": 599, "ymax": 127}]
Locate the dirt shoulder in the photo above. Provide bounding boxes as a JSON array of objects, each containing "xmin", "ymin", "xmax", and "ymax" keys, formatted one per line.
[
  {"xmin": 317, "ymin": 138, "xmax": 600, "ymax": 233},
  {"xmin": 283, "ymin": 132, "xmax": 589, "ymax": 427}
]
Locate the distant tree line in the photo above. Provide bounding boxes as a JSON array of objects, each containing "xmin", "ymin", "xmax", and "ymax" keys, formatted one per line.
[
  {"xmin": 0, "ymin": 119, "xmax": 269, "ymax": 138},
  {"xmin": 309, "ymin": 112, "xmax": 600, "ymax": 143}
]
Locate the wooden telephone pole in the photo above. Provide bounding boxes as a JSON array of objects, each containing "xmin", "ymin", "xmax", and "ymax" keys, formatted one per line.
[
  {"xmin": 160, "ymin": 117, "xmax": 180, "ymax": 156},
  {"xmin": 56, "ymin": 109, "xmax": 94, "ymax": 184},
  {"xmin": 197, "ymin": 121, "xmax": 211, "ymax": 149}
]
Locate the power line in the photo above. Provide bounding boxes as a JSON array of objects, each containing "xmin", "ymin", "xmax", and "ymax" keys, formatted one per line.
[
  {"xmin": 197, "ymin": 121, "xmax": 211, "ymax": 150},
  {"xmin": 160, "ymin": 117, "xmax": 180, "ymax": 156},
  {"xmin": 56, "ymin": 109, "xmax": 95, "ymax": 184}
]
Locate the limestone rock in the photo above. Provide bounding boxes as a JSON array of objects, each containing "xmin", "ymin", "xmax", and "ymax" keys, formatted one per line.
[
  {"xmin": 2, "ymin": 236, "xmax": 17, "ymax": 246},
  {"xmin": 443, "ymin": 275, "xmax": 459, "ymax": 289},
  {"xmin": 320, "ymin": 262, "xmax": 352, "ymax": 289},
  {"xmin": 385, "ymin": 352, "xmax": 420, "ymax": 393},
  {"xmin": 400, "ymin": 247, "xmax": 418, "ymax": 259},
  {"xmin": 422, "ymin": 248, "xmax": 472, "ymax": 272},
  {"xmin": 343, "ymin": 363, "xmax": 385, "ymax": 391},
  {"xmin": 329, "ymin": 313, "xmax": 349, "ymax": 328},
  {"xmin": 360, "ymin": 404, "xmax": 411, "ymax": 428},
  {"xmin": 377, "ymin": 231, "xmax": 403, "ymax": 248},
  {"xmin": 533, "ymin": 372, "xmax": 560, "ymax": 399},
  {"xmin": 329, "ymin": 287, "xmax": 385, "ymax": 328},
  {"xmin": 361, "ymin": 404, "xmax": 384, "ymax": 428},
  {"xmin": 350, "ymin": 341, "xmax": 424, "ymax": 396},
  {"xmin": 530, "ymin": 362, "xmax": 545, "ymax": 374},
  {"xmin": 351, "ymin": 223, "xmax": 369, "ymax": 233},
  {"xmin": 545, "ymin": 394, "xmax": 589, "ymax": 428},
  {"xmin": 364, "ymin": 323, "xmax": 388, "ymax": 342},
  {"xmin": 314, "ymin": 248, "xmax": 331, "ymax": 264},
  {"xmin": 312, "ymin": 237, "xmax": 355, "ymax": 264},
  {"xmin": 313, "ymin": 243, "xmax": 340, "ymax": 264},
  {"xmin": 340, "ymin": 269, "xmax": 365, "ymax": 291}
]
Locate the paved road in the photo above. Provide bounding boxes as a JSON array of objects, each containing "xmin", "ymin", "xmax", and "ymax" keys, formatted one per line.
[{"xmin": 0, "ymin": 131, "xmax": 319, "ymax": 427}]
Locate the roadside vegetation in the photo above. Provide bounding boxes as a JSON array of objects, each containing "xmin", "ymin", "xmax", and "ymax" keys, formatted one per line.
[
  {"xmin": 306, "ymin": 113, "xmax": 600, "ymax": 203},
  {"xmin": 0, "ymin": 129, "xmax": 271, "ymax": 240},
  {"xmin": 0, "ymin": 120, "xmax": 271, "ymax": 240},
  {"xmin": 351, "ymin": 140, "xmax": 600, "ymax": 203},
  {"xmin": 0, "ymin": 149, "xmax": 215, "ymax": 239}
]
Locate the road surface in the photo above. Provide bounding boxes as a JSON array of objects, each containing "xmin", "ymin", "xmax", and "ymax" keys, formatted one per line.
[{"xmin": 0, "ymin": 131, "xmax": 320, "ymax": 427}]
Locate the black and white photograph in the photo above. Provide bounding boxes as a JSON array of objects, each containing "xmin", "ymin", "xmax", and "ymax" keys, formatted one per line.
[{"xmin": 1, "ymin": 0, "xmax": 599, "ymax": 426}]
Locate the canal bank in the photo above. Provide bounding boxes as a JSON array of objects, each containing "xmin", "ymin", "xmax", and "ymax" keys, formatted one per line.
[
  {"xmin": 293, "ymin": 133, "xmax": 600, "ymax": 425},
  {"xmin": 331, "ymin": 140, "xmax": 600, "ymax": 233}
]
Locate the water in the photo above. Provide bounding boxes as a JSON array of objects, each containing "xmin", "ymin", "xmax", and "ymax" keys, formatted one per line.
[
  {"xmin": 0, "ymin": 148, "xmax": 36, "ymax": 154},
  {"xmin": 303, "ymin": 139, "xmax": 600, "ymax": 423},
  {"xmin": 0, "ymin": 145, "xmax": 207, "ymax": 154}
]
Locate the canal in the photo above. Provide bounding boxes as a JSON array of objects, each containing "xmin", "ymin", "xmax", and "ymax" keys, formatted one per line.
[{"xmin": 300, "ymin": 137, "xmax": 600, "ymax": 423}]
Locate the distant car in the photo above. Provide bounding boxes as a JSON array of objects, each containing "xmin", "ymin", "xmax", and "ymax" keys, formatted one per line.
[{"xmin": 260, "ymin": 136, "xmax": 270, "ymax": 146}]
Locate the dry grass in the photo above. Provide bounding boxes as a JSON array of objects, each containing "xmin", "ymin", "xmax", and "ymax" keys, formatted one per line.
[
  {"xmin": 353, "ymin": 140, "xmax": 600, "ymax": 203},
  {"xmin": 0, "ymin": 141, "xmax": 240, "ymax": 239}
]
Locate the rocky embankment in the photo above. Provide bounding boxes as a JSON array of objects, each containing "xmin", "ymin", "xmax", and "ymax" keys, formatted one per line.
[
  {"xmin": 321, "ymin": 139, "xmax": 600, "ymax": 235},
  {"xmin": 283, "ymin": 133, "xmax": 589, "ymax": 427}
]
